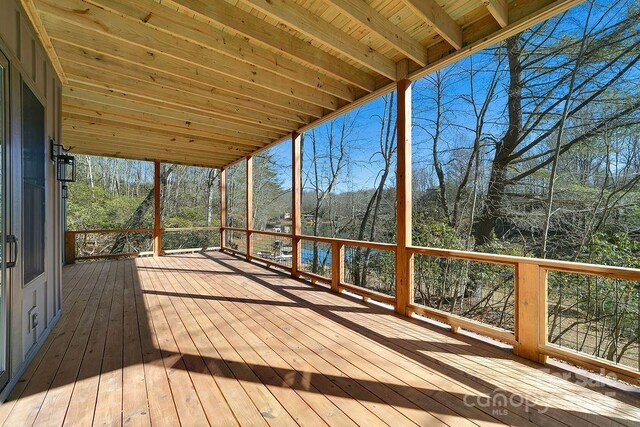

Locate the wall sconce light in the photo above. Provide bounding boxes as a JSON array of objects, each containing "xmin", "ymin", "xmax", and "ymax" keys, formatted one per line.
[{"xmin": 50, "ymin": 139, "xmax": 76, "ymax": 183}]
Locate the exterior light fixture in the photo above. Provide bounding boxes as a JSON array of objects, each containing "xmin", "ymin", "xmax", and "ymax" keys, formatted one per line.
[{"xmin": 50, "ymin": 139, "xmax": 76, "ymax": 183}]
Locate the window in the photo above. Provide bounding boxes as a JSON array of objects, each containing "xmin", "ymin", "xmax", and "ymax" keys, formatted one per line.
[{"xmin": 22, "ymin": 81, "xmax": 45, "ymax": 284}]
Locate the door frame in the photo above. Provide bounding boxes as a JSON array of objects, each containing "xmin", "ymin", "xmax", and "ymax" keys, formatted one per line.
[{"xmin": 0, "ymin": 49, "xmax": 12, "ymax": 391}]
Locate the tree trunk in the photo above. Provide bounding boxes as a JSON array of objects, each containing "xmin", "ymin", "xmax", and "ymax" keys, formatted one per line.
[
  {"xmin": 110, "ymin": 164, "xmax": 175, "ymax": 254},
  {"xmin": 474, "ymin": 36, "xmax": 524, "ymax": 245}
]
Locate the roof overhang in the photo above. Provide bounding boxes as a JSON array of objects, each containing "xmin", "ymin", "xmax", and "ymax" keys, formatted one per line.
[{"xmin": 22, "ymin": 0, "xmax": 582, "ymax": 169}]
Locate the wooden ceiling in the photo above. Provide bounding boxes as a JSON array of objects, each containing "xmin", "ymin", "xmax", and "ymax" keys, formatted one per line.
[{"xmin": 23, "ymin": 0, "xmax": 580, "ymax": 169}]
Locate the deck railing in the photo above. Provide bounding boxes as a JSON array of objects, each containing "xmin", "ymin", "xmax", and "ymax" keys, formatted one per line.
[
  {"xmin": 65, "ymin": 226, "xmax": 221, "ymax": 263},
  {"xmin": 218, "ymin": 226, "xmax": 640, "ymax": 385}
]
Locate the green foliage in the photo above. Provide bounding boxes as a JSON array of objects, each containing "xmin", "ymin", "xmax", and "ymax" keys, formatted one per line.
[
  {"xmin": 413, "ymin": 216, "xmax": 464, "ymax": 249},
  {"xmin": 587, "ymin": 232, "xmax": 640, "ymax": 268},
  {"xmin": 67, "ymin": 182, "xmax": 150, "ymax": 230}
]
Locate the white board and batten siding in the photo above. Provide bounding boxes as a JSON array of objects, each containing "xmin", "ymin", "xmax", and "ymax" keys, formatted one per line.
[{"xmin": 0, "ymin": 0, "xmax": 64, "ymax": 399}]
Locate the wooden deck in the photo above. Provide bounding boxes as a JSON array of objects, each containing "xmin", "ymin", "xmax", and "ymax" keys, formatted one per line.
[{"xmin": 0, "ymin": 252, "xmax": 638, "ymax": 426}]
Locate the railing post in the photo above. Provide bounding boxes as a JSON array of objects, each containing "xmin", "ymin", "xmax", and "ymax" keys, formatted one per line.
[
  {"xmin": 515, "ymin": 262, "xmax": 548, "ymax": 363},
  {"xmin": 153, "ymin": 160, "xmax": 162, "ymax": 257},
  {"xmin": 246, "ymin": 156, "xmax": 253, "ymax": 261},
  {"xmin": 395, "ymin": 67, "xmax": 413, "ymax": 315},
  {"xmin": 65, "ymin": 231, "xmax": 76, "ymax": 264},
  {"xmin": 220, "ymin": 168, "xmax": 226, "ymax": 249},
  {"xmin": 331, "ymin": 241, "xmax": 344, "ymax": 293},
  {"xmin": 291, "ymin": 132, "xmax": 302, "ymax": 278}
]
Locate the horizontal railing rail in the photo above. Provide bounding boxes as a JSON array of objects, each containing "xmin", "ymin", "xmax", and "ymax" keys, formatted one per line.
[
  {"xmin": 300, "ymin": 234, "xmax": 397, "ymax": 251},
  {"xmin": 66, "ymin": 226, "xmax": 221, "ymax": 263},
  {"xmin": 67, "ymin": 228, "xmax": 153, "ymax": 234},
  {"xmin": 164, "ymin": 226, "xmax": 220, "ymax": 232},
  {"xmin": 221, "ymin": 226, "xmax": 248, "ymax": 233},
  {"xmin": 408, "ymin": 245, "xmax": 640, "ymax": 280}
]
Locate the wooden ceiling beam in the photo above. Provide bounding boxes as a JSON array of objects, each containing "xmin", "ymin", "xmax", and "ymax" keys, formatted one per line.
[
  {"xmin": 241, "ymin": 0, "xmax": 397, "ymax": 80},
  {"xmin": 62, "ymin": 109, "xmax": 269, "ymax": 148},
  {"xmin": 401, "ymin": 0, "xmax": 463, "ymax": 50},
  {"xmin": 63, "ymin": 136, "xmax": 230, "ymax": 169},
  {"xmin": 62, "ymin": 86, "xmax": 286, "ymax": 140},
  {"xmin": 55, "ymin": 43, "xmax": 313, "ymax": 124},
  {"xmin": 61, "ymin": 63, "xmax": 302, "ymax": 131},
  {"xmin": 63, "ymin": 117, "xmax": 265, "ymax": 151},
  {"xmin": 49, "ymin": 34, "xmax": 323, "ymax": 122},
  {"xmin": 62, "ymin": 99, "xmax": 273, "ymax": 145},
  {"xmin": 62, "ymin": 136, "xmax": 249, "ymax": 164},
  {"xmin": 36, "ymin": 0, "xmax": 339, "ymax": 112},
  {"xmin": 87, "ymin": 0, "xmax": 356, "ymax": 103},
  {"xmin": 409, "ymin": 0, "xmax": 582, "ymax": 81},
  {"xmin": 322, "ymin": 0, "xmax": 428, "ymax": 67},
  {"xmin": 484, "ymin": 0, "xmax": 509, "ymax": 27},
  {"xmin": 164, "ymin": 0, "xmax": 377, "ymax": 92}
]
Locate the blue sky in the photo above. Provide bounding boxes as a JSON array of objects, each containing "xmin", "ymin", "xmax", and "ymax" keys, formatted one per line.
[
  {"xmin": 162, "ymin": 0, "xmax": 635, "ymax": 197},
  {"xmin": 273, "ymin": 0, "xmax": 635, "ymax": 195}
]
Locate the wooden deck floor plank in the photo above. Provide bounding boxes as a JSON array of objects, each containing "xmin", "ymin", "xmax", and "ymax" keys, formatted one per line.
[
  {"xmin": 301, "ymin": 299, "xmax": 578, "ymax": 426},
  {"xmin": 175, "ymin": 255, "xmax": 446, "ymax": 427},
  {"xmin": 59, "ymin": 261, "xmax": 90, "ymax": 303},
  {"xmin": 133, "ymin": 259, "xmax": 181, "ymax": 427},
  {"xmin": 62, "ymin": 260, "xmax": 124, "ymax": 426},
  {"xmin": 224, "ymin": 258, "xmax": 609, "ymax": 426},
  {"xmin": 93, "ymin": 255, "xmax": 127, "ymax": 426},
  {"xmin": 64, "ymin": 262, "xmax": 123, "ymax": 426},
  {"xmin": 348, "ymin": 307, "xmax": 639, "ymax": 425},
  {"xmin": 0, "ymin": 262, "xmax": 94, "ymax": 425},
  {"xmin": 3, "ymin": 261, "xmax": 110, "ymax": 427},
  {"xmin": 137, "ymin": 257, "xmax": 210, "ymax": 426},
  {"xmin": 207, "ymin": 255, "xmax": 636, "ymax": 427},
  {"xmin": 376, "ymin": 314, "xmax": 640, "ymax": 422},
  {"xmin": 146, "ymin": 256, "xmax": 301, "ymax": 427},
  {"xmin": 2, "ymin": 253, "xmax": 638, "ymax": 427},
  {"xmin": 34, "ymin": 260, "xmax": 118, "ymax": 426},
  {"xmin": 176, "ymin": 257, "xmax": 437, "ymax": 427},
  {"xmin": 150, "ymin": 254, "xmax": 323, "ymax": 427},
  {"xmin": 119, "ymin": 259, "xmax": 151, "ymax": 427},
  {"xmin": 151, "ymin": 257, "xmax": 315, "ymax": 427},
  {"xmin": 190, "ymin": 256, "xmax": 503, "ymax": 427},
  {"xmin": 157, "ymin": 256, "xmax": 364, "ymax": 427},
  {"xmin": 267, "ymin": 261, "xmax": 639, "ymax": 425},
  {"xmin": 231, "ymin": 268, "xmax": 557, "ymax": 419},
  {"xmin": 253, "ymin": 259, "xmax": 640, "ymax": 426},
  {"xmin": 139, "ymin": 257, "xmax": 241, "ymax": 427}
]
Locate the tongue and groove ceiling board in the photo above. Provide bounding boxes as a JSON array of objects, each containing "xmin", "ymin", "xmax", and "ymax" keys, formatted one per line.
[{"xmin": 23, "ymin": 0, "xmax": 581, "ymax": 169}]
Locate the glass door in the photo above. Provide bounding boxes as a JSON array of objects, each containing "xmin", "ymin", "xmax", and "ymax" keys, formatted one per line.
[{"xmin": 0, "ymin": 52, "xmax": 10, "ymax": 390}]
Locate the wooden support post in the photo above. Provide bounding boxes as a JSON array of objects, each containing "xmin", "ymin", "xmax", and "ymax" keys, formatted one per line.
[
  {"xmin": 395, "ymin": 76, "xmax": 413, "ymax": 315},
  {"xmin": 65, "ymin": 231, "xmax": 76, "ymax": 264},
  {"xmin": 153, "ymin": 160, "xmax": 162, "ymax": 257},
  {"xmin": 246, "ymin": 156, "xmax": 253, "ymax": 261},
  {"xmin": 331, "ymin": 241, "xmax": 344, "ymax": 293},
  {"xmin": 220, "ymin": 168, "xmax": 226, "ymax": 249},
  {"xmin": 515, "ymin": 263, "xmax": 548, "ymax": 363},
  {"xmin": 291, "ymin": 132, "xmax": 302, "ymax": 278}
]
